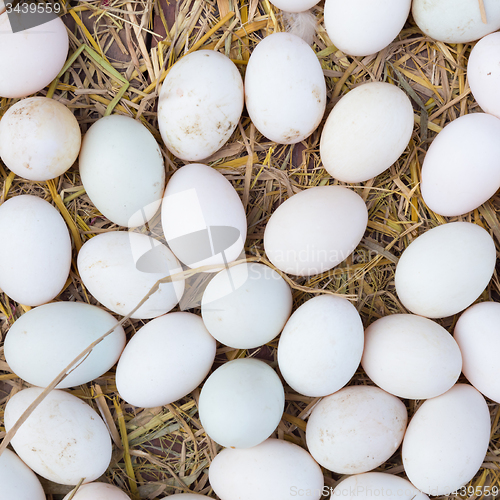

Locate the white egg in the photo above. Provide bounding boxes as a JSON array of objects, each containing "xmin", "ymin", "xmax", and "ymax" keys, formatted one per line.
[
  {"xmin": 306, "ymin": 385, "xmax": 407, "ymax": 474},
  {"xmin": 201, "ymin": 262, "xmax": 292, "ymax": 349},
  {"xmin": 198, "ymin": 358, "xmax": 285, "ymax": 448},
  {"xmin": 0, "ymin": 449, "xmax": 46, "ymax": 500},
  {"xmin": 79, "ymin": 115, "xmax": 165, "ymax": 227},
  {"xmin": 361, "ymin": 314, "xmax": 462, "ymax": 399},
  {"xmin": 116, "ymin": 312, "xmax": 216, "ymax": 408},
  {"xmin": 161, "ymin": 163, "xmax": 247, "ymax": 270},
  {"xmin": 412, "ymin": 0, "xmax": 500, "ymax": 43},
  {"xmin": 320, "ymin": 82, "xmax": 414, "ymax": 183},
  {"xmin": 245, "ymin": 32, "xmax": 326, "ymax": 144},
  {"xmin": 77, "ymin": 231, "xmax": 184, "ymax": 319},
  {"xmin": 4, "ymin": 302, "xmax": 125, "ymax": 388},
  {"xmin": 0, "ymin": 14, "xmax": 68, "ymax": 98},
  {"xmin": 158, "ymin": 50, "xmax": 243, "ymax": 161},
  {"xmin": 402, "ymin": 384, "xmax": 490, "ymax": 495},
  {"xmin": 209, "ymin": 438, "xmax": 324, "ymax": 500},
  {"xmin": 5, "ymin": 387, "xmax": 112, "ymax": 485},
  {"xmin": 63, "ymin": 483, "xmax": 131, "ymax": 500},
  {"xmin": 264, "ymin": 186, "xmax": 368, "ymax": 276},
  {"xmin": 269, "ymin": 0, "xmax": 319, "ymax": 12},
  {"xmin": 324, "ymin": 0, "xmax": 411, "ymax": 56},
  {"xmin": 395, "ymin": 222, "xmax": 496, "ymax": 318},
  {"xmin": 420, "ymin": 113, "xmax": 500, "ymax": 216},
  {"xmin": 278, "ymin": 295, "xmax": 364, "ymax": 397},
  {"xmin": 0, "ymin": 195, "xmax": 71, "ymax": 306},
  {"xmin": 160, "ymin": 496, "xmax": 210, "ymax": 499},
  {"xmin": 0, "ymin": 1, "xmax": 4, "ymax": 14}
]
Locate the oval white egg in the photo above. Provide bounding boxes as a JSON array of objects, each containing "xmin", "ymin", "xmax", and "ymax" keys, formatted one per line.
[
  {"xmin": 0, "ymin": 195, "xmax": 72, "ymax": 306},
  {"xmin": 362, "ymin": 314, "xmax": 462, "ymax": 399},
  {"xmin": 77, "ymin": 231, "xmax": 184, "ymax": 319},
  {"xmin": 394, "ymin": 222, "xmax": 496, "ymax": 318},
  {"xmin": 198, "ymin": 358, "xmax": 285, "ymax": 448},
  {"xmin": 160, "ymin": 495, "xmax": 210, "ymax": 499},
  {"xmin": 402, "ymin": 384, "xmax": 490, "ymax": 495},
  {"xmin": 278, "ymin": 295, "xmax": 364, "ymax": 397},
  {"xmin": 116, "ymin": 312, "xmax": 216, "ymax": 408},
  {"xmin": 245, "ymin": 32, "xmax": 326, "ymax": 144},
  {"xmin": 5, "ymin": 387, "xmax": 112, "ymax": 485},
  {"xmin": 324, "ymin": 0, "xmax": 411, "ymax": 56},
  {"xmin": 4, "ymin": 302, "xmax": 125, "ymax": 388},
  {"xmin": 320, "ymin": 82, "xmax": 414, "ymax": 183},
  {"xmin": 269, "ymin": 0, "xmax": 319, "ymax": 12},
  {"xmin": 306, "ymin": 385, "xmax": 407, "ymax": 474},
  {"xmin": 79, "ymin": 115, "xmax": 165, "ymax": 227},
  {"xmin": 264, "ymin": 186, "xmax": 368, "ymax": 276},
  {"xmin": 201, "ymin": 262, "xmax": 292, "ymax": 349},
  {"xmin": 161, "ymin": 163, "xmax": 247, "ymax": 270},
  {"xmin": 209, "ymin": 438, "xmax": 324, "ymax": 500},
  {"xmin": 63, "ymin": 483, "xmax": 131, "ymax": 500}
]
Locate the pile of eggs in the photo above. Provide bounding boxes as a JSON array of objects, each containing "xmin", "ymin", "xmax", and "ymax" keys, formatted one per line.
[{"xmin": 1, "ymin": 0, "xmax": 500, "ymax": 498}]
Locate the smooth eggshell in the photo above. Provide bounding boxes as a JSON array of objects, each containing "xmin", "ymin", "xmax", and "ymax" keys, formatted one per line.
[
  {"xmin": 209, "ymin": 438, "xmax": 324, "ymax": 500},
  {"xmin": 245, "ymin": 32, "xmax": 326, "ymax": 144},
  {"xmin": 5, "ymin": 387, "xmax": 112, "ymax": 485},
  {"xmin": 77, "ymin": 231, "xmax": 184, "ymax": 319},
  {"xmin": 63, "ymin": 483, "xmax": 131, "ymax": 500},
  {"xmin": 402, "ymin": 384, "xmax": 490, "ymax": 495},
  {"xmin": 0, "ymin": 195, "xmax": 72, "ymax": 306},
  {"xmin": 362, "ymin": 314, "xmax": 462, "ymax": 399},
  {"xmin": 0, "ymin": 1, "xmax": 4, "ymax": 13},
  {"xmin": 278, "ymin": 295, "xmax": 364, "ymax": 397},
  {"xmin": 269, "ymin": 0, "xmax": 319, "ymax": 12},
  {"xmin": 116, "ymin": 312, "xmax": 216, "ymax": 408},
  {"xmin": 79, "ymin": 115, "xmax": 165, "ymax": 227},
  {"xmin": 320, "ymin": 82, "xmax": 414, "ymax": 183},
  {"xmin": 264, "ymin": 186, "xmax": 368, "ymax": 276},
  {"xmin": 395, "ymin": 222, "xmax": 496, "ymax": 318},
  {"xmin": 306, "ymin": 385, "xmax": 407, "ymax": 474}
]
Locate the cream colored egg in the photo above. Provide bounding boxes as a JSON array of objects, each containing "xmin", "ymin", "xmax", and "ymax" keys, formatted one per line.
[
  {"xmin": 0, "ymin": 14, "xmax": 68, "ymax": 98},
  {"xmin": 245, "ymin": 32, "xmax": 326, "ymax": 144},
  {"xmin": 264, "ymin": 186, "xmax": 367, "ymax": 276},
  {"xmin": 116, "ymin": 312, "xmax": 216, "ymax": 408},
  {"xmin": 278, "ymin": 295, "xmax": 364, "ymax": 397},
  {"xmin": 0, "ymin": 195, "xmax": 71, "ymax": 306},
  {"xmin": 320, "ymin": 82, "xmax": 414, "ymax": 183},
  {"xmin": 362, "ymin": 314, "xmax": 462, "ymax": 399},
  {"xmin": 269, "ymin": 0, "xmax": 319, "ymax": 12},
  {"xmin": 395, "ymin": 222, "xmax": 496, "ymax": 318},
  {"xmin": 209, "ymin": 439, "xmax": 324, "ymax": 500},
  {"xmin": 78, "ymin": 231, "xmax": 184, "ymax": 319},
  {"xmin": 0, "ymin": 97, "xmax": 81, "ymax": 181},
  {"xmin": 306, "ymin": 385, "xmax": 407, "ymax": 474},
  {"xmin": 324, "ymin": 0, "xmax": 411, "ymax": 56},
  {"xmin": 421, "ymin": 113, "xmax": 500, "ymax": 216},
  {"xmin": 5, "ymin": 388, "xmax": 112, "ymax": 485},
  {"xmin": 63, "ymin": 483, "xmax": 131, "ymax": 500},
  {"xmin": 412, "ymin": 0, "xmax": 500, "ymax": 43},
  {"xmin": 402, "ymin": 384, "xmax": 490, "ymax": 495},
  {"xmin": 79, "ymin": 115, "xmax": 165, "ymax": 227}
]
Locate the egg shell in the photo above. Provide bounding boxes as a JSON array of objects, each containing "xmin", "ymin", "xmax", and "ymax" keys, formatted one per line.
[
  {"xmin": 0, "ymin": 14, "xmax": 68, "ymax": 98},
  {"xmin": 0, "ymin": 0, "xmax": 4, "ymax": 13},
  {"xmin": 394, "ymin": 222, "xmax": 496, "ymax": 318},
  {"xmin": 420, "ymin": 113, "xmax": 500, "ymax": 216},
  {"xmin": 402, "ymin": 384, "xmax": 490, "ymax": 495},
  {"xmin": 361, "ymin": 314, "xmax": 462, "ymax": 400},
  {"xmin": 324, "ymin": 0, "xmax": 411, "ymax": 56},
  {"xmin": 244, "ymin": 32, "xmax": 326, "ymax": 144},
  {"xmin": 0, "ymin": 449, "xmax": 46, "ymax": 500},
  {"xmin": 320, "ymin": 82, "xmax": 414, "ymax": 183},
  {"xmin": 201, "ymin": 262, "xmax": 292, "ymax": 349},
  {"xmin": 269, "ymin": 0, "xmax": 319, "ymax": 12},
  {"xmin": 278, "ymin": 295, "xmax": 364, "ymax": 397},
  {"xmin": 77, "ymin": 231, "xmax": 184, "ymax": 319},
  {"xmin": 264, "ymin": 185, "xmax": 368, "ymax": 276},
  {"xmin": 412, "ymin": 0, "xmax": 500, "ymax": 43},
  {"xmin": 116, "ymin": 312, "xmax": 216, "ymax": 408},
  {"xmin": 5, "ymin": 387, "xmax": 112, "ymax": 485},
  {"xmin": 306, "ymin": 385, "xmax": 407, "ymax": 474},
  {"xmin": 161, "ymin": 163, "xmax": 247, "ymax": 270},
  {"xmin": 0, "ymin": 195, "xmax": 72, "ymax": 306},
  {"xmin": 79, "ymin": 115, "xmax": 165, "ymax": 227},
  {"xmin": 209, "ymin": 438, "xmax": 324, "ymax": 500},
  {"xmin": 4, "ymin": 302, "xmax": 125, "ymax": 388},
  {"xmin": 63, "ymin": 483, "xmax": 131, "ymax": 500},
  {"xmin": 198, "ymin": 358, "xmax": 285, "ymax": 448}
]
